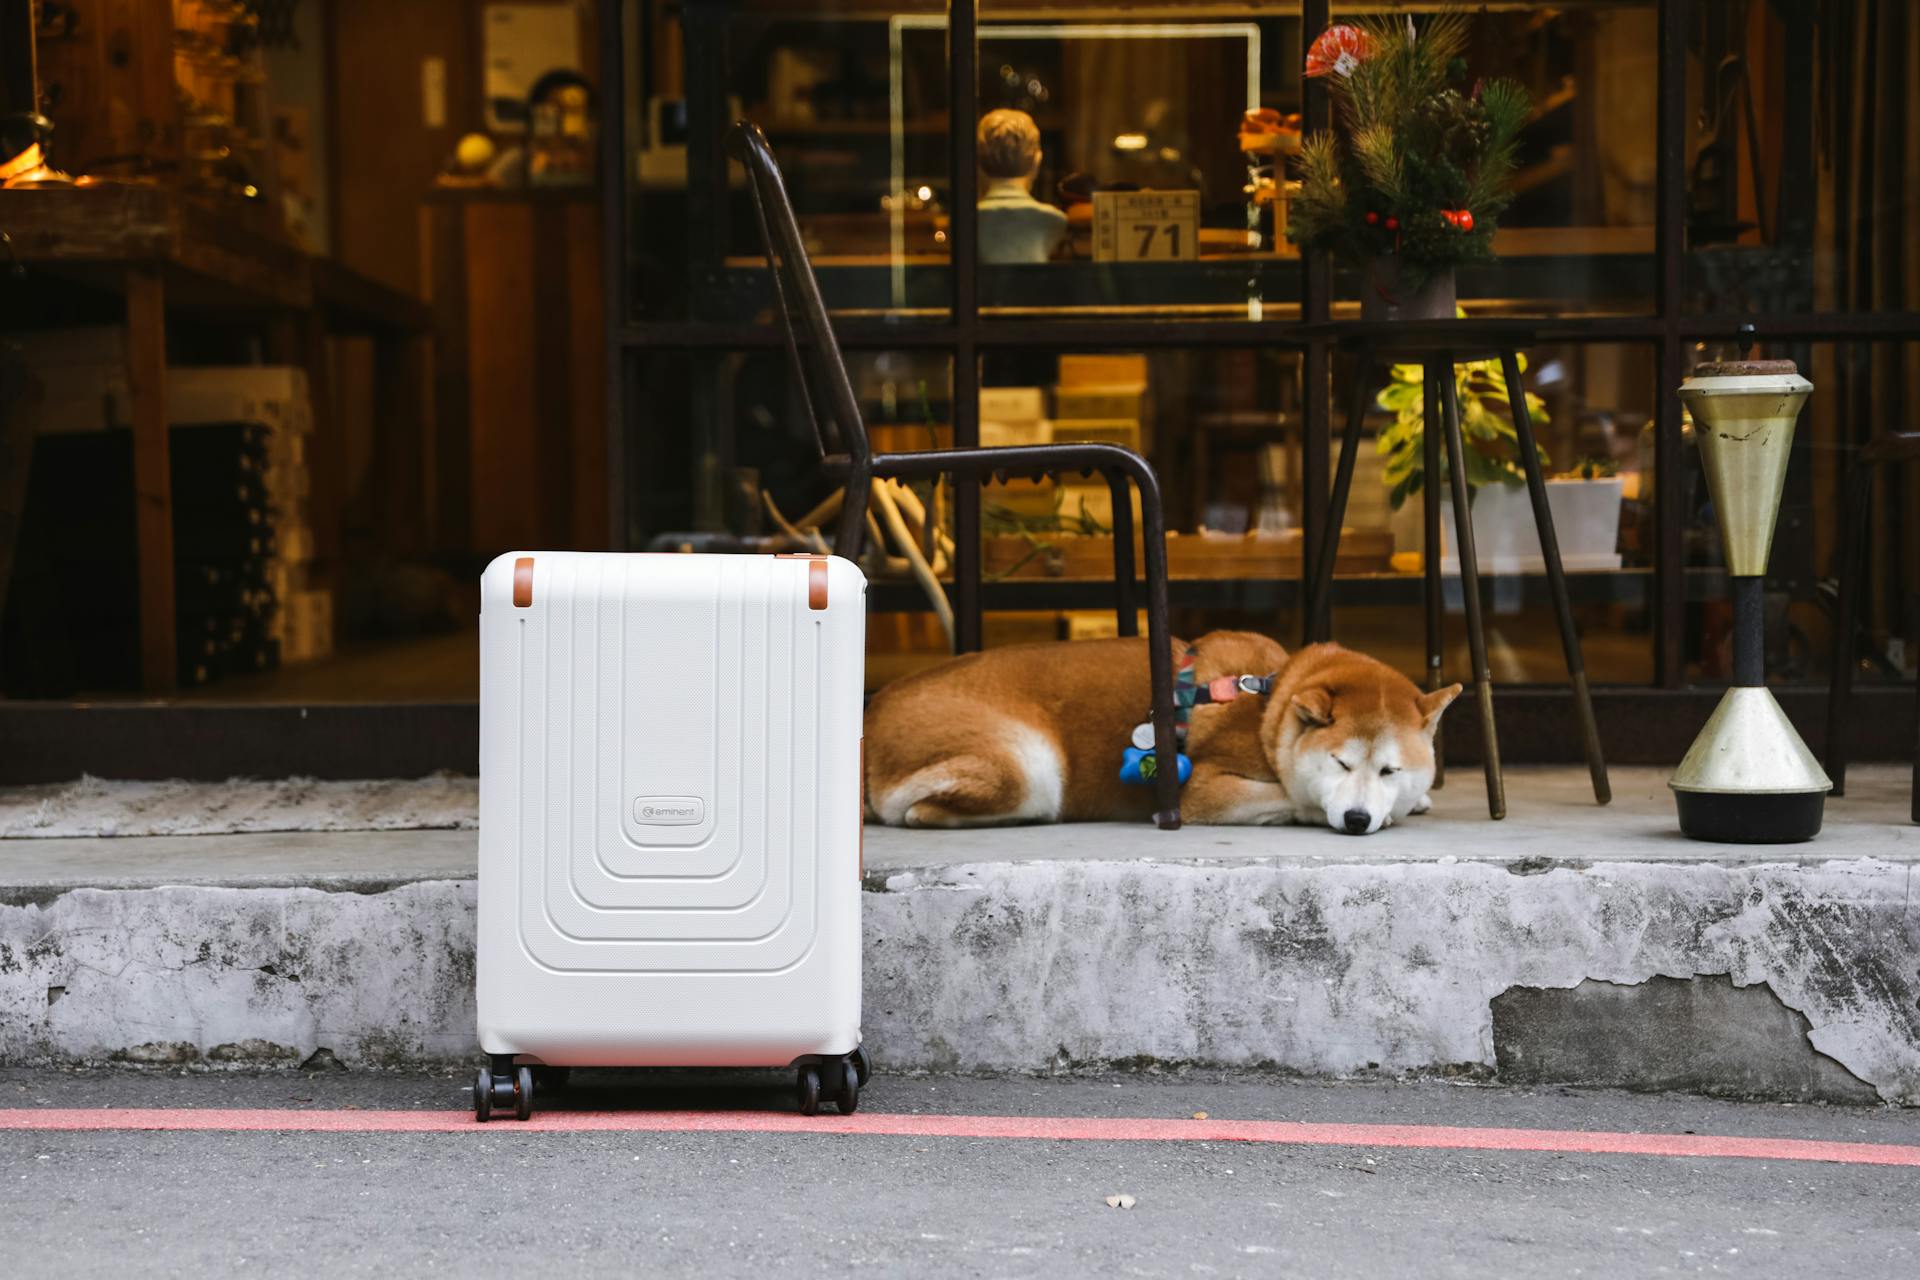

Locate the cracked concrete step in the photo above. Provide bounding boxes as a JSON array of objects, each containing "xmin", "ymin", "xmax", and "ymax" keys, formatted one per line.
[{"xmin": 0, "ymin": 768, "xmax": 1916, "ymax": 1103}]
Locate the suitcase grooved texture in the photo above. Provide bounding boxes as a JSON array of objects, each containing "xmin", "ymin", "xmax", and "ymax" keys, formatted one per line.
[{"xmin": 478, "ymin": 552, "xmax": 865, "ymax": 1067}]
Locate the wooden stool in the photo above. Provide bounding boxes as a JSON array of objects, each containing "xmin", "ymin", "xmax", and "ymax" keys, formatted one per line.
[{"xmin": 1302, "ymin": 325, "xmax": 1611, "ymax": 819}]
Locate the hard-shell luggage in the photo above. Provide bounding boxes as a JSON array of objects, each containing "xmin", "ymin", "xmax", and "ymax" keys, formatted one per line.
[{"xmin": 474, "ymin": 551, "xmax": 868, "ymax": 1120}]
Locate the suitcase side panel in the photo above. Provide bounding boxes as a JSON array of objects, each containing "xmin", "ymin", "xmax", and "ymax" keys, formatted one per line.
[{"xmin": 477, "ymin": 552, "xmax": 865, "ymax": 1066}]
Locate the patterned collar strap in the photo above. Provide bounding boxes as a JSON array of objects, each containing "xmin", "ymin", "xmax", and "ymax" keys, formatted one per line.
[
  {"xmin": 1172, "ymin": 650, "xmax": 1198, "ymax": 722},
  {"xmin": 1160, "ymin": 649, "xmax": 1277, "ymax": 730}
]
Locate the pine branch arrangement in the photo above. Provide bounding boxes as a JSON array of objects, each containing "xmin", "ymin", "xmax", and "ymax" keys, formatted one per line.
[{"xmin": 1288, "ymin": 12, "xmax": 1530, "ymax": 287}]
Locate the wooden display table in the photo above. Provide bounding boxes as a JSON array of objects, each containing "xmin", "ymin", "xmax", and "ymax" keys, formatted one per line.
[
  {"xmin": 0, "ymin": 186, "xmax": 430, "ymax": 693},
  {"xmin": 984, "ymin": 528, "xmax": 1395, "ymax": 581}
]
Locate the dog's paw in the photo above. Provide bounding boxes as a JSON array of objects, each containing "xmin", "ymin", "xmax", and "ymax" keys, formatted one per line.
[{"xmin": 1411, "ymin": 793, "xmax": 1433, "ymax": 815}]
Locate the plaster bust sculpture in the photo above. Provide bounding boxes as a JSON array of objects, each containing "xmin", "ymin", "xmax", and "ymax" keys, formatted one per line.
[{"xmin": 976, "ymin": 109, "xmax": 1068, "ymax": 265}]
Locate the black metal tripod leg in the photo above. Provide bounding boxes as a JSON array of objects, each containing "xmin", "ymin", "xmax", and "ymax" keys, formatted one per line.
[
  {"xmin": 1107, "ymin": 469, "xmax": 1139, "ymax": 637},
  {"xmin": 1824, "ymin": 461, "xmax": 1872, "ymax": 798},
  {"xmin": 1308, "ymin": 346, "xmax": 1373, "ymax": 644},
  {"xmin": 1500, "ymin": 351, "xmax": 1609, "ymax": 806},
  {"xmin": 1424, "ymin": 361, "xmax": 1446, "ymax": 788},
  {"xmin": 1438, "ymin": 362, "xmax": 1505, "ymax": 820}
]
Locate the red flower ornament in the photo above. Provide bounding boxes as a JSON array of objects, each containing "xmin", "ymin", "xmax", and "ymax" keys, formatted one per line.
[{"xmin": 1305, "ymin": 25, "xmax": 1371, "ymax": 80}]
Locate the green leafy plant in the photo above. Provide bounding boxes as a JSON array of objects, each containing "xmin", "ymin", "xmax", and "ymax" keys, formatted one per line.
[
  {"xmin": 1375, "ymin": 349, "xmax": 1549, "ymax": 511},
  {"xmin": 1287, "ymin": 12, "xmax": 1530, "ymax": 287}
]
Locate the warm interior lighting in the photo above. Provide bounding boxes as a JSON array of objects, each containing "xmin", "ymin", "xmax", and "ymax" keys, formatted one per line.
[
  {"xmin": 0, "ymin": 142, "xmax": 43, "ymax": 182},
  {"xmin": 1112, "ymin": 132, "xmax": 1148, "ymax": 152}
]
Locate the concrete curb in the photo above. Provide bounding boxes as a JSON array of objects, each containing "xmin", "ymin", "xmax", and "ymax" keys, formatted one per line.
[{"xmin": 2, "ymin": 858, "xmax": 1916, "ymax": 1103}]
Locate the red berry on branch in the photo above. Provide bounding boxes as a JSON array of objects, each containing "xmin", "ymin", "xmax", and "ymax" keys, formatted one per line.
[
  {"xmin": 1457, "ymin": 210, "xmax": 1475, "ymax": 231},
  {"xmin": 1384, "ymin": 216, "xmax": 1399, "ymax": 231},
  {"xmin": 1365, "ymin": 211, "xmax": 1379, "ymax": 226}
]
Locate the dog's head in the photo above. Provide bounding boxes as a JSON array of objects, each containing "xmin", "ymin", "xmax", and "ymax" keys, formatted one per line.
[{"xmin": 1264, "ymin": 666, "xmax": 1461, "ymax": 835}]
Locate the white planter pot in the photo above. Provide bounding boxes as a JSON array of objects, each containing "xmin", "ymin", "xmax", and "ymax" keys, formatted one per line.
[
  {"xmin": 1446, "ymin": 477, "xmax": 1624, "ymax": 573},
  {"xmin": 1410, "ymin": 477, "xmax": 1623, "ymax": 574}
]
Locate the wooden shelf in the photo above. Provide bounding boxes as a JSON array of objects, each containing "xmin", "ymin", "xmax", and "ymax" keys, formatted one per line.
[
  {"xmin": 1, "ymin": 185, "xmax": 429, "ymax": 693},
  {"xmin": 0, "ymin": 185, "xmax": 309, "ymax": 310}
]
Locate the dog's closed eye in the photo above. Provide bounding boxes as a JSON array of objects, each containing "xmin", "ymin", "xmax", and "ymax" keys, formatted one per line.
[
  {"xmin": 1335, "ymin": 759, "xmax": 1352, "ymax": 772},
  {"xmin": 1379, "ymin": 765, "xmax": 1398, "ymax": 777}
]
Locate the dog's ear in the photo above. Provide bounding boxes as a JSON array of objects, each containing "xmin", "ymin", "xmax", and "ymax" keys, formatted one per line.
[
  {"xmin": 1291, "ymin": 687, "xmax": 1334, "ymax": 728},
  {"xmin": 1416, "ymin": 683, "xmax": 1463, "ymax": 734}
]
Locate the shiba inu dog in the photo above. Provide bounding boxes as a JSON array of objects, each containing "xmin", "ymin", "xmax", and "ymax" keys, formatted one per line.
[{"xmin": 863, "ymin": 631, "xmax": 1459, "ymax": 834}]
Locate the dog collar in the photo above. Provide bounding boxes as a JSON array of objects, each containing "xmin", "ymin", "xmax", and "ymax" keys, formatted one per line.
[{"xmin": 1127, "ymin": 650, "xmax": 1279, "ymax": 753}]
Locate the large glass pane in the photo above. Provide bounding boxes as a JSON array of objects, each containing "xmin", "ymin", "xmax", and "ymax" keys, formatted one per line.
[
  {"xmin": 1313, "ymin": 341, "xmax": 1657, "ymax": 685},
  {"xmin": 963, "ymin": 3, "xmax": 1657, "ymax": 322},
  {"xmin": 970, "ymin": 14, "xmax": 1293, "ymax": 320},
  {"xmin": 624, "ymin": 346, "xmax": 952, "ymax": 551},
  {"xmin": 627, "ymin": 0, "xmax": 951, "ymax": 322},
  {"xmin": 912, "ymin": 343, "xmax": 1658, "ymax": 685},
  {"xmin": 1452, "ymin": 2, "xmax": 1658, "ymax": 317},
  {"xmin": 1682, "ymin": 3, "xmax": 1913, "ymax": 316}
]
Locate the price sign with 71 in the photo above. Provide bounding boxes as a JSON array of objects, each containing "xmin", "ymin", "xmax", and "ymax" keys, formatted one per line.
[{"xmin": 1093, "ymin": 190, "xmax": 1201, "ymax": 263}]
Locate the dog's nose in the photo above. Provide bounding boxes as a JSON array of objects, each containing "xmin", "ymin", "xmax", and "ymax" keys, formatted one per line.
[{"xmin": 1341, "ymin": 809, "xmax": 1371, "ymax": 835}]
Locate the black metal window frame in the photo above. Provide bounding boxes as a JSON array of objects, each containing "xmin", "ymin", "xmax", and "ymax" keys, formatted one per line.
[
  {"xmin": 14, "ymin": 0, "xmax": 1916, "ymax": 785},
  {"xmin": 605, "ymin": 0, "xmax": 1920, "ymax": 695}
]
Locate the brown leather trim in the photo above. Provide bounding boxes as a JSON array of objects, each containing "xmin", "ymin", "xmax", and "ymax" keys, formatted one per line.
[
  {"xmin": 513, "ymin": 557, "xmax": 534, "ymax": 607},
  {"xmin": 808, "ymin": 559, "xmax": 828, "ymax": 610}
]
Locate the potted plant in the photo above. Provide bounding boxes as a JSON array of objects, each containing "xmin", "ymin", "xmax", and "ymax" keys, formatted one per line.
[
  {"xmin": 1377, "ymin": 359, "xmax": 1625, "ymax": 572},
  {"xmin": 1287, "ymin": 14, "xmax": 1530, "ymax": 320}
]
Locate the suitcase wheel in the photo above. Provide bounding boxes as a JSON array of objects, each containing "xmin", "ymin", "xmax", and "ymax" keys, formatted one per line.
[
  {"xmin": 797, "ymin": 1057, "xmax": 863, "ymax": 1116},
  {"xmin": 851, "ymin": 1045, "xmax": 873, "ymax": 1088},
  {"xmin": 513, "ymin": 1066, "xmax": 535, "ymax": 1122},
  {"xmin": 473, "ymin": 1067, "xmax": 493, "ymax": 1123},
  {"xmin": 474, "ymin": 1059, "xmax": 536, "ymax": 1123}
]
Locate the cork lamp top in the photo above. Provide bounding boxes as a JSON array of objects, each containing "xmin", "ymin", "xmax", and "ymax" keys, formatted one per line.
[{"xmin": 1688, "ymin": 359, "xmax": 1799, "ymax": 378}]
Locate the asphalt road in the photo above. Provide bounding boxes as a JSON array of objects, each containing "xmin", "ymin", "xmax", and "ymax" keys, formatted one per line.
[{"xmin": 3, "ymin": 1068, "xmax": 1917, "ymax": 1278}]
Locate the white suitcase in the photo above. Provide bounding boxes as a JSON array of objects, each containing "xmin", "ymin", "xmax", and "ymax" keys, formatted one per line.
[{"xmin": 474, "ymin": 551, "xmax": 868, "ymax": 1120}]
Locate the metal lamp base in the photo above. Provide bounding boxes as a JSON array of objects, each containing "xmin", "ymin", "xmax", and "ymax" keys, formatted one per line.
[
  {"xmin": 1669, "ymin": 687, "xmax": 1832, "ymax": 844},
  {"xmin": 1674, "ymin": 789, "xmax": 1826, "ymax": 843}
]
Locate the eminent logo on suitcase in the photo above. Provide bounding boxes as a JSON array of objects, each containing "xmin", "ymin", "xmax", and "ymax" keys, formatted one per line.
[{"xmin": 632, "ymin": 795, "xmax": 705, "ymax": 825}]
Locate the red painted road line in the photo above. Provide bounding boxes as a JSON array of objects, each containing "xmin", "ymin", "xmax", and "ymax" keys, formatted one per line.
[{"xmin": 2, "ymin": 1109, "xmax": 1917, "ymax": 1167}]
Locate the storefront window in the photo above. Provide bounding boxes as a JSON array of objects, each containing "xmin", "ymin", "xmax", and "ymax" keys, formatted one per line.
[
  {"xmin": 633, "ymin": 345, "xmax": 954, "ymax": 548},
  {"xmin": 957, "ymin": 3, "xmax": 1658, "ymax": 322},
  {"xmin": 1682, "ymin": 2, "xmax": 1918, "ymax": 318},
  {"xmin": 965, "ymin": 342, "xmax": 1655, "ymax": 685},
  {"xmin": 9, "ymin": 0, "xmax": 1918, "ymax": 776},
  {"xmin": 629, "ymin": 0, "xmax": 952, "ymax": 323}
]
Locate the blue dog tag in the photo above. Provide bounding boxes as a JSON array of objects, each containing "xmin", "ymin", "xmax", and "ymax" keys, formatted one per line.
[{"xmin": 1119, "ymin": 746, "xmax": 1191, "ymax": 786}]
